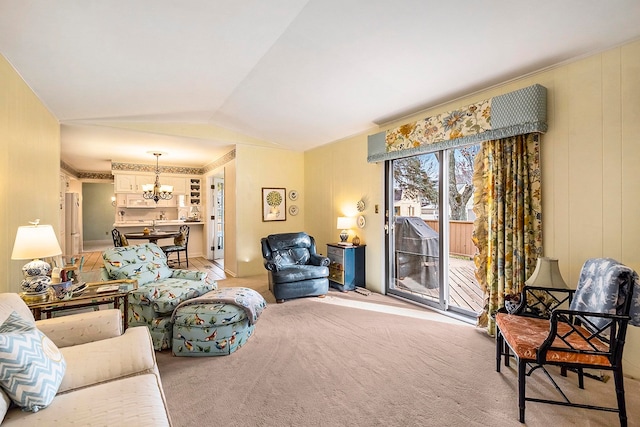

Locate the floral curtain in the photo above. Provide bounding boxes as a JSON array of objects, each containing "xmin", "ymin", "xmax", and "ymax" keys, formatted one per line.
[{"xmin": 472, "ymin": 133, "xmax": 543, "ymax": 334}]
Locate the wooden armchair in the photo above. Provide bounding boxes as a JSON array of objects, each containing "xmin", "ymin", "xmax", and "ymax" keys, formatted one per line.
[{"xmin": 495, "ymin": 258, "xmax": 640, "ymax": 426}]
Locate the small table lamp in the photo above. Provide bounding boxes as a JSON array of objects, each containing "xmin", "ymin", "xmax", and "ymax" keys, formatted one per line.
[
  {"xmin": 337, "ymin": 217, "xmax": 354, "ymax": 243},
  {"xmin": 11, "ymin": 220, "xmax": 63, "ymax": 299},
  {"xmin": 525, "ymin": 257, "xmax": 568, "ymax": 288},
  {"xmin": 190, "ymin": 205, "xmax": 200, "ymax": 221}
]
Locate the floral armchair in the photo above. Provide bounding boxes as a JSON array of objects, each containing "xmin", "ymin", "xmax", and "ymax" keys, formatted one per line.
[{"xmin": 101, "ymin": 243, "xmax": 216, "ymax": 350}]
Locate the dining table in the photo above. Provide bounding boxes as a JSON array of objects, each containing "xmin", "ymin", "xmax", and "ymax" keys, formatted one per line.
[{"xmin": 124, "ymin": 230, "xmax": 181, "ymax": 245}]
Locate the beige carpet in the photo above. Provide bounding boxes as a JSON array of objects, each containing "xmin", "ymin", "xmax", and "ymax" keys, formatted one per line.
[{"xmin": 156, "ymin": 285, "xmax": 640, "ymax": 427}]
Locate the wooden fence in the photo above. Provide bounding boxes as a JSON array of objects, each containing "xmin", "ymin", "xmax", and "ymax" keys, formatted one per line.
[{"xmin": 424, "ymin": 220, "xmax": 476, "ymax": 258}]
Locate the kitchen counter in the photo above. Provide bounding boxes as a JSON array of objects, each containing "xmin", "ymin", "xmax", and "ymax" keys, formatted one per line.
[{"xmin": 113, "ymin": 220, "xmax": 204, "ymax": 228}]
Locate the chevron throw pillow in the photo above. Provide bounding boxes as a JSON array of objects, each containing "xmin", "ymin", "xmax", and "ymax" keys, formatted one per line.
[{"xmin": 0, "ymin": 311, "xmax": 66, "ymax": 412}]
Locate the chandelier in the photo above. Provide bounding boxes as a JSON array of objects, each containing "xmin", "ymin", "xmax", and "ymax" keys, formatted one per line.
[{"xmin": 142, "ymin": 152, "xmax": 173, "ymax": 203}]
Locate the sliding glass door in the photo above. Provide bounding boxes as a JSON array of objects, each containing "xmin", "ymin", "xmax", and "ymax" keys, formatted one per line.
[{"xmin": 386, "ymin": 144, "xmax": 482, "ymax": 318}]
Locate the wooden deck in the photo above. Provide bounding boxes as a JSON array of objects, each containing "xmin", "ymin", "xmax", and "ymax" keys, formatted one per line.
[{"xmin": 395, "ymin": 256, "xmax": 484, "ymax": 314}]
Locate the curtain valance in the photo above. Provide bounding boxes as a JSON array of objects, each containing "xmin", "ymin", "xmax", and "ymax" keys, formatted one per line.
[{"xmin": 367, "ymin": 84, "xmax": 547, "ymax": 163}]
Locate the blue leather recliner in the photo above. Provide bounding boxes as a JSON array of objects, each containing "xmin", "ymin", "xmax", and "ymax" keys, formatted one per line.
[{"xmin": 261, "ymin": 232, "xmax": 330, "ymax": 303}]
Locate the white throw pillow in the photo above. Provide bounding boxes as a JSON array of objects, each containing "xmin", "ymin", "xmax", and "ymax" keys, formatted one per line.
[{"xmin": 0, "ymin": 311, "xmax": 66, "ymax": 412}]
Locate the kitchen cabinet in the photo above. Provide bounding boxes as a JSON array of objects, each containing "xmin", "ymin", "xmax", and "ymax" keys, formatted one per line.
[
  {"xmin": 125, "ymin": 194, "xmax": 155, "ymax": 208},
  {"xmin": 115, "ymin": 174, "xmax": 191, "ymax": 195},
  {"xmin": 114, "ymin": 173, "xmax": 154, "ymax": 193},
  {"xmin": 165, "ymin": 177, "xmax": 187, "ymax": 194},
  {"xmin": 156, "ymin": 197, "xmax": 176, "ymax": 208},
  {"xmin": 136, "ymin": 174, "xmax": 154, "ymax": 190},
  {"xmin": 115, "ymin": 174, "xmax": 136, "ymax": 192},
  {"xmin": 116, "ymin": 194, "xmax": 127, "ymax": 207}
]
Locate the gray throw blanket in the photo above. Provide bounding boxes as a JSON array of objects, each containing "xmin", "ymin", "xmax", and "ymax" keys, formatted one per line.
[
  {"xmin": 172, "ymin": 287, "xmax": 267, "ymax": 325},
  {"xmin": 569, "ymin": 258, "xmax": 640, "ymax": 328}
]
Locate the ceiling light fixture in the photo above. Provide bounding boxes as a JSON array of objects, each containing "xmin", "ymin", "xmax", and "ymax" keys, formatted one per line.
[{"xmin": 142, "ymin": 152, "xmax": 173, "ymax": 203}]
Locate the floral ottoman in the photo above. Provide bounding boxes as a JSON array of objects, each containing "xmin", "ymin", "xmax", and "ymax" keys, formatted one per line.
[{"xmin": 171, "ymin": 287, "xmax": 267, "ymax": 356}]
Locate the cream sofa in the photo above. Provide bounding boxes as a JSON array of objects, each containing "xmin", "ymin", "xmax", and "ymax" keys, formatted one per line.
[{"xmin": 0, "ymin": 293, "xmax": 172, "ymax": 426}]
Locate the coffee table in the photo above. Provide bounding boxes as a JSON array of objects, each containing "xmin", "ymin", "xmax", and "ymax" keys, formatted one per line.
[{"xmin": 23, "ymin": 279, "xmax": 138, "ymax": 331}]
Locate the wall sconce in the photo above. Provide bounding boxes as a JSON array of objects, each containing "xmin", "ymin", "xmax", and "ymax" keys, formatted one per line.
[
  {"xmin": 525, "ymin": 257, "xmax": 568, "ymax": 289},
  {"xmin": 111, "ymin": 196, "xmax": 116, "ymax": 207},
  {"xmin": 337, "ymin": 217, "xmax": 354, "ymax": 243}
]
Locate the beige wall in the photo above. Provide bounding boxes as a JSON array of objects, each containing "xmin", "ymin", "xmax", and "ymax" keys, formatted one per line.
[
  {"xmin": 0, "ymin": 54, "xmax": 60, "ymax": 293},
  {"xmin": 304, "ymin": 133, "xmax": 385, "ymax": 292},
  {"xmin": 234, "ymin": 145, "xmax": 305, "ymax": 277},
  {"xmin": 304, "ymin": 39, "xmax": 640, "ymax": 378}
]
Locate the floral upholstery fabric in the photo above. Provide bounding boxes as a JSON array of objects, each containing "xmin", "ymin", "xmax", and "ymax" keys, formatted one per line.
[
  {"xmin": 129, "ymin": 277, "xmax": 211, "ymax": 314},
  {"xmin": 172, "ymin": 287, "xmax": 267, "ymax": 325},
  {"xmin": 496, "ymin": 312, "xmax": 611, "ymax": 367},
  {"xmin": 171, "ymin": 288, "xmax": 267, "ymax": 356},
  {"xmin": 173, "ymin": 303, "xmax": 255, "ymax": 356},
  {"xmin": 102, "ymin": 243, "xmax": 173, "ymax": 286},
  {"xmin": 102, "ymin": 243, "xmax": 217, "ymax": 350},
  {"xmin": 569, "ymin": 258, "xmax": 640, "ymax": 329}
]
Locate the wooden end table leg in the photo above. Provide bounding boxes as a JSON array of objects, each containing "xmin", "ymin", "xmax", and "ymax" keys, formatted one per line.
[{"xmin": 123, "ymin": 295, "xmax": 128, "ymax": 331}]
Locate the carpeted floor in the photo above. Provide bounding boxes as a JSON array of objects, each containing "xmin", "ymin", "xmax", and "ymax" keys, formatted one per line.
[{"xmin": 156, "ymin": 287, "xmax": 640, "ymax": 427}]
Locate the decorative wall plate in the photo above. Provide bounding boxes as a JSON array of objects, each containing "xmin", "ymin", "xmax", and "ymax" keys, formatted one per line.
[
  {"xmin": 289, "ymin": 205, "xmax": 299, "ymax": 216},
  {"xmin": 356, "ymin": 200, "xmax": 365, "ymax": 212},
  {"xmin": 289, "ymin": 190, "xmax": 299, "ymax": 201},
  {"xmin": 357, "ymin": 215, "xmax": 366, "ymax": 228}
]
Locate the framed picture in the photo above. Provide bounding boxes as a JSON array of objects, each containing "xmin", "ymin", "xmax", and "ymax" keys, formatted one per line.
[{"xmin": 262, "ymin": 188, "xmax": 286, "ymax": 221}]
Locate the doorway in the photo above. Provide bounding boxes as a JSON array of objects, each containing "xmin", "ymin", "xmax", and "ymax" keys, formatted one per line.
[
  {"xmin": 386, "ymin": 144, "xmax": 482, "ymax": 320},
  {"xmin": 207, "ymin": 173, "xmax": 224, "ymax": 267}
]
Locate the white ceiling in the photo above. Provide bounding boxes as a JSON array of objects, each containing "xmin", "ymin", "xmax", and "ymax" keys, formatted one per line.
[{"xmin": 1, "ymin": 0, "xmax": 640, "ymax": 172}]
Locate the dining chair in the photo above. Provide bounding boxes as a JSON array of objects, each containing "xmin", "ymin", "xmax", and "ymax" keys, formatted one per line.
[
  {"xmin": 111, "ymin": 228, "xmax": 127, "ymax": 247},
  {"xmin": 161, "ymin": 225, "xmax": 189, "ymax": 267},
  {"xmin": 495, "ymin": 258, "xmax": 640, "ymax": 426}
]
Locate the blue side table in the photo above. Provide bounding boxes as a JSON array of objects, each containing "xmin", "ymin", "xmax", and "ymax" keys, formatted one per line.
[{"xmin": 327, "ymin": 244, "xmax": 366, "ymax": 292}]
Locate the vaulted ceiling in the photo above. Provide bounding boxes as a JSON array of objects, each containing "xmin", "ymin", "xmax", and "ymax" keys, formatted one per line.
[{"xmin": 2, "ymin": 1, "xmax": 639, "ymax": 172}]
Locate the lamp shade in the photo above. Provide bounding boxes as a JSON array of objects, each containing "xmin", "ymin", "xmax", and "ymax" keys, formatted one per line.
[
  {"xmin": 11, "ymin": 224, "xmax": 62, "ymax": 260},
  {"xmin": 337, "ymin": 217, "xmax": 353, "ymax": 230},
  {"xmin": 525, "ymin": 257, "xmax": 567, "ymax": 289}
]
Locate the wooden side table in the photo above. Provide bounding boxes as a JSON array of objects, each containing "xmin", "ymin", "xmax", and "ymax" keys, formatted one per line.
[{"xmin": 23, "ymin": 279, "xmax": 137, "ymax": 331}]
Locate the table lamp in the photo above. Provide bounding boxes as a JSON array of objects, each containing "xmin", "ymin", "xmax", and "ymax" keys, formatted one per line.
[
  {"xmin": 11, "ymin": 219, "xmax": 63, "ymax": 301},
  {"xmin": 190, "ymin": 205, "xmax": 200, "ymax": 221},
  {"xmin": 525, "ymin": 257, "xmax": 568, "ymax": 288},
  {"xmin": 337, "ymin": 217, "xmax": 354, "ymax": 243}
]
